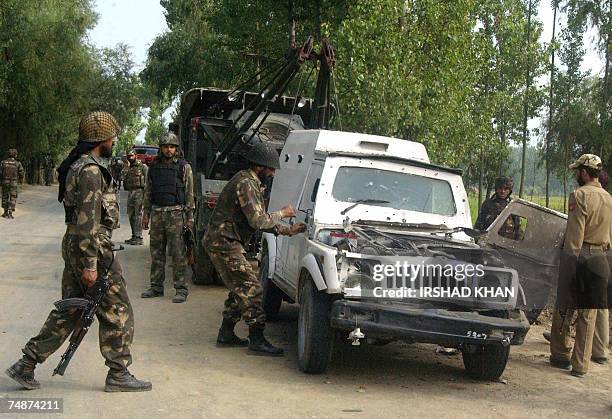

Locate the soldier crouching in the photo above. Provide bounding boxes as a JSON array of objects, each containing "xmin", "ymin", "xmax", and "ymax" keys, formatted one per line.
[
  {"xmin": 203, "ymin": 141, "xmax": 306, "ymax": 356},
  {"xmin": 5, "ymin": 111, "xmax": 151, "ymax": 392}
]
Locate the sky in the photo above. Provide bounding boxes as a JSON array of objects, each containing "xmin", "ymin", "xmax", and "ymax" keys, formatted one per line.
[
  {"xmin": 87, "ymin": 0, "xmax": 605, "ymax": 143},
  {"xmin": 87, "ymin": 0, "xmax": 167, "ymax": 70}
]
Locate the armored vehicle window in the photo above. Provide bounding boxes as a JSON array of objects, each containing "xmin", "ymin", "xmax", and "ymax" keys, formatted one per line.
[
  {"xmin": 498, "ymin": 214, "xmax": 527, "ymax": 241},
  {"xmin": 331, "ymin": 166, "xmax": 456, "ymax": 216}
]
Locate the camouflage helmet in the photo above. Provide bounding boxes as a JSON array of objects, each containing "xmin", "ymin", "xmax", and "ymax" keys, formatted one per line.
[
  {"xmin": 78, "ymin": 111, "xmax": 121, "ymax": 143},
  {"xmin": 246, "ymin": 141, "xmax": 280, "ymax": 169},
  {"xmin": 494, "ymin": 176, "xmax": 513, "ymax": 190},
  {"xmin": 159, "ymin": 132, "xmax": 180, "ymax": 147},
  {"xmin": 7, "ymin": 148, "xmax": 17, "ymax": 158}
]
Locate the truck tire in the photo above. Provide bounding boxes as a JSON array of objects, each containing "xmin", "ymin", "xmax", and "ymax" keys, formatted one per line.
[
  {"xmin": 298, "ymin": 278, "xmax": 332, "ymax": 374},
  {"xmin": 462, "ymin": 344, "xmax": 509, "ymax": 381},
  {"xmin": 193, "ymin": 242, "xmax": 217, "ymax": 285},
  {"xmin": 259, "ymin": 246, "xmax": 283, "ymax": 320}
]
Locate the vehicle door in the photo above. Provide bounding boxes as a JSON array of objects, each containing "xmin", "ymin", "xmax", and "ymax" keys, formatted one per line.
[
  {"xmin": 479, "ymin": 199, "xmax": 567, "ymax": 323},
  {"xmin": 282, "ymin": 161, "xmax": 325, "ymax": 283}
]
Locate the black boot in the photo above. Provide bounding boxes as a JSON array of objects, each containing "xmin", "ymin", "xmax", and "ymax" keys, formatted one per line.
[
  {"xmin": 248, "ymin": 326, "xmax": 284, "ymax": 356},
  {"xmin": 216, "ymin": 318, "xmax": 249, "ymax": 347},
  {"xmin": 141, "ymin": 288, "xmax": 164, "ymax": 298},
  {"xmin": 5, "ymin": 356, "xmax": 40, "ymax": 390},
  {"xmin": 104, "ymin": 370, "xmax": 152, "ymax": 392},
  {"xmin": 1, "ymin": 209, "xmax": 8, "ymax": 218}
]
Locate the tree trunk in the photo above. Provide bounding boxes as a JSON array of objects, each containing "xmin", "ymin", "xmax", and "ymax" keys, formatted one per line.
[
  {"xmin": 519, "ymin": 0, "xmax": 533, "ymax": 198},
  {"xmin": 545, "ymin": 2, "xmax": 557, "ymax": 208},
  {"xmin": 288, "ymin": 0, "xmax": 296, "ymax": 48}
]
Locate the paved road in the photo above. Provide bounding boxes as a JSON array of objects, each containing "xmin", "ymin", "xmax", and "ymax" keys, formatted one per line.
[{"xmin": 1, "ymin": 185, "xmax": 611, "ymax": 418}]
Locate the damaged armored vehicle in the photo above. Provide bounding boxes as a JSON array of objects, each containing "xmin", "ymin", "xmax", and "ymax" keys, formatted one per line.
[{"xmin": 260, "ymin": 130, "xmax": 564, "ymax": 380}]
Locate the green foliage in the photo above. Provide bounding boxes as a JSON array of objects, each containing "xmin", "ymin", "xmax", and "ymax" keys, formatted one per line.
[
  {"xmin": 144, "ymin": 91, "xmax": 172, "ymax": 145},
  {"xmin": 0, "ymin": 0, "xmax": 144, "ymax": 174}
]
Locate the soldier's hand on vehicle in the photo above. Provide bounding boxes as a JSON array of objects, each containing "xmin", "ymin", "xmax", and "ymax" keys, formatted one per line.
[
  {"xmin": 280, "ymin": 204, "xmax": 296, "ymax": 218},
  {"xmin": 290, "ymin": 222, "xmax": 307, "ymax": 235},
  {"xmin": 81, "ymin": 269, "xmax": 97, "ymax": 288},
  {"xmin": 142, "ymin": 215, "xmax": 150, "ymax": 230}
]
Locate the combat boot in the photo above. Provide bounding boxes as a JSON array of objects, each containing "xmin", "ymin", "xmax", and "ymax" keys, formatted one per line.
[
  {"xmin": 125, "ymin": 237, "xmax": 136, "ymax": 245},
  {"xmin": 141, "ymin": 288, "xmax": 164, "ymax": 298},
  {"xmin": 132, "ymin": 237, "xmax": 144, "ymax": 246},
  {"xmin": 172, "ymin": 292, "xmax": 188, "ymax": 303},
  {"xmin": 104, "ymin": 370, "xmax": 152, "ymax": 392},
  {"xmin": 216, "ymin": 318, "xmax": 249, "ymax": 347},
  {"xmin": 5, "ymin": 356, "xmax": 40, "ymax": 390},
  {"xmin": 1, "ymin": 209, "xmax": 8, "ymax": 218},
  {"xmin": 248, "ymin": 326, "xmax": 284, "ymax": 356},
  {"xmin": 7, "ymin": 209, "xmax": 13, "ymax": 219}
]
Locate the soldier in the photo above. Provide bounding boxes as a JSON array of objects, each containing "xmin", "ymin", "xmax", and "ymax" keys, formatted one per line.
[
  {"xmin": 123, "ymin": 151, "xmax": 148, "ymax": 245},
  {"xmin": 474, "ymin": 176, "xmax": 514, "ymax": 231},
  {"xmin": 141, "ymin": 132, "xmax": 194, "ymax": 303},
  {"xmin": 1, "ymin": 148, "xmax": 25, "ymax": 219},
  {"xmin": 4, "ymin": 111, "xmax": 151, "ymax": 392},
  {"xmin": 203, "ymin": 141, "xmax": 306, "ymax": 356},
  {"xmin": 549, "ymin": 154, "xmax": 612, "ymax": 377},
  {"xmin": 110, "ymin": 156, "xmax": 124, "ymax": 190},
  {"xmin": 43, "ymin": 153, "xmax": 55, "ymax": 186}
]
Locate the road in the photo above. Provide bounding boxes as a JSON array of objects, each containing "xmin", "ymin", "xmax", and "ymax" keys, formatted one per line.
[{"xmin": 1, "ymin": 185, "xmax": 611, "ymax": 419}]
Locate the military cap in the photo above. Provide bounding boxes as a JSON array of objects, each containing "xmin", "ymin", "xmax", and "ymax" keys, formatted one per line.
[
  {"xmin": 246, "ymin": 141, "xmax": 280, "ymax": 169},
  {"xmin": 159, "ymin": 132, "xmax": 180, "ymax": 147},
  {"xmin": 79, "ymin": 111, "xmax": 121, "ymax": 143},
  {"xmin": 495, "ymin": 176, "xmax": 513, "ymax": 190},
  {"xmin": 569, "ymin": 154, "xmax": 602, "ymax": 170}
]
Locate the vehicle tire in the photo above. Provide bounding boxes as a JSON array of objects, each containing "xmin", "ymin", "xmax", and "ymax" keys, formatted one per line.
[
  {"xmin": 193, "ymin": 242, "xmax": 216, "ymax": 285},
  {"xmin": 462, "ymin": 344, "xmax": 510, "ymax": 381},
  {"xmin": 259, "ymin": 246, "xmax": 283, "ymax": 320},
  {"xmin": 298, "ymin": 277, "xmax": 333, "ymax": 374}
]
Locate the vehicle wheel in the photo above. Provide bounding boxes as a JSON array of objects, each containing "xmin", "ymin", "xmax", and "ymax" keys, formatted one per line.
[
  {"xmin": 193, "ymin": 242, "xmax": 216, "ymax": 285},
  {"xmin": 462, "ymin": 344, "xmax": 510, "ymax": 381},
  {"xmin": 298, "ymin": 278, "xmax": 332, "ymax": 374},
  {"xmin": 260, "ymin": 246, "xmax": 283, "ymax": 320}
]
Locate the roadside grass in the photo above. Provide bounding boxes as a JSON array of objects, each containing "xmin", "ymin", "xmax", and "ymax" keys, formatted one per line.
[{"xmin": 468, "ymin": 194, "xmax": 567, "ymax": 226}]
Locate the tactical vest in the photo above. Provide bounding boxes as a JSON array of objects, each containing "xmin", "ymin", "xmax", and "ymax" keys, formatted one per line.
[
  {"xmin": 64, "ymin": 155, "xmax": 120, "ymax": 232},
  {"xmin": 149, "ymin": 160, "xmax": 186, "ymax": 206},
  {"xmin": 208, "ymin": 170, "xmax": 260, "ymax": 246},
  {"xmin": 124, "ymin": 161, "xmax": 146, "ymax": 190},
  {"xmin": 1, "ymin": 158, "xmax": 19, "ymax": 182}
]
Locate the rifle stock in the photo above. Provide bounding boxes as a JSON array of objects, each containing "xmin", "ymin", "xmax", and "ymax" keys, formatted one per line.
[{"xmin": 52, "ymin": 274, "xmax": 111, "ymax": 376}]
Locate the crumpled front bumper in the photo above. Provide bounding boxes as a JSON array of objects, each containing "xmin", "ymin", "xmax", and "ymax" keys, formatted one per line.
[{"xmin": 330, "ymin": 300, "xmax": 530, "ymax": 347}]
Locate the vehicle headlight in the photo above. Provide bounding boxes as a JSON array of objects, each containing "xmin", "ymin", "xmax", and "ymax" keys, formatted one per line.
[{"xmin": 343, "ymin": 259, "xmax": 376, "ymax": 297}]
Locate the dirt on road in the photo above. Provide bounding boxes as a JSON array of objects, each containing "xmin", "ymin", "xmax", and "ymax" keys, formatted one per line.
[{"xmin": 1, "ymin": 185, "xmax": 611, "ymax": 419}]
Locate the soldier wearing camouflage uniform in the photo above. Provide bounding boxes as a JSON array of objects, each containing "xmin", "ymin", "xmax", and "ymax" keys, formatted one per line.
[
  {"xmin": 203, "ymin": 141, "xmax": 306, "ymax": 356},
  {"xmin": 474, "ymin": 176, "xmax": 514, "ymax": 232},
  {"xmin": 43, "ymin": 153, "xmax": 55, "ymax": 186},
  {"xmin": 110, "ymin": 156, "xmax": 124, "ymax": 190},
  {"xmin": 141, "ymin": 132, "xmax": 194, "ymax": 303},
  {"xmin": 1, "ymin": 148, "xmax": 25, "ymax": 219},
  {"xmin": 5, "ymin": 112, "xmax": 151, "ymax": 392},
  {"xmin": 123, "ymin": 151, "xmax": 148, "ymax": 245}
]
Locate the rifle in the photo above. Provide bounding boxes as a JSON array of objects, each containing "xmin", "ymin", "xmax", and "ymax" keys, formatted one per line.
[
  {"xmin": 183, "ymin": 225, "xmax": 195, "ymax": 267},
  {"xmin": 52, "ymin": 248, "xmax": 120, "ymax": 376}
]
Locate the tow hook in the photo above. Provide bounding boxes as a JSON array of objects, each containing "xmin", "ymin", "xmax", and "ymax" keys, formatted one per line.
[{"xmin": 348, "ymin": 327, "xmax": 365, "ymax": 346}]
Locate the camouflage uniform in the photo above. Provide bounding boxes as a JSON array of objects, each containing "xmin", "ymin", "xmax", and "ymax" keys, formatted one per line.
[
  {"xmin": 474, "ymin": 194, "xmax": 511, "ymax": 231},
  {"xmin": 1, "ymin": 152, "xmax": 25, "ymax": 215},
  {"xmin": 110, "ymin": 158, "xmax": 124, "ymax": 189},
  {"xmin": 22, "ymin": 154, "xmax": 134, "ymax": 373},
  {"xmin": 143, "ymin": 157, "xmax": 195, "ymax": 296},
  {"xmin": 123, "ymin": 159, "xmax": 148, "ymax": 242},
  {"xmin": 203, "ymin": 169, "xmax": 291, "ymax": 328},
  {"xmin": 43, "ymin": 155, "xmax": 54, "ymax": 186}
]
